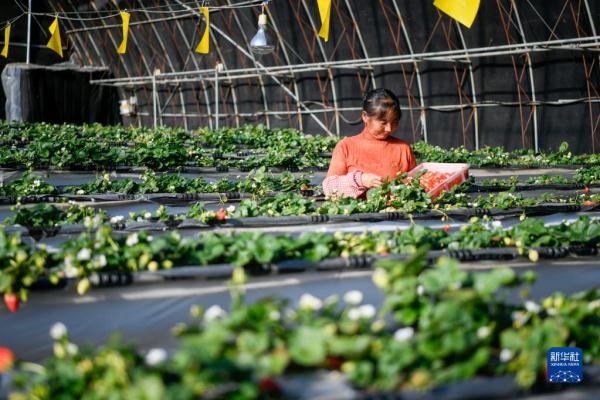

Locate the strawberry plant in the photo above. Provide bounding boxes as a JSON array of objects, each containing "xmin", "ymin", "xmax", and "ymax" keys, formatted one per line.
[
  {"xmin": 0, "ymin": 172, "xmax": 56, "ymax": 197},
  {"xmin": 0, "ymin": 230, "xmax": 49, "ymax": 309},
  {"xmin": 6, "ymin": 122, "xmax": 600, "ymax": 170},
  {"xmin": 5, "ymin": 204, "xmax": 109, "ymax": 228},
  {"xmin": 6, "ymin": 251, "xmax": 598, "ymax": 397},
  {"xmin": 2, "ymin": 216, "xmax": 600, "ymax": 309},
  {"xmin": 58, "ymin": 169, "xmax": 311, "ymax": 196},
  {"xmin": 234, "ymin": 193, "xmax": 318, "ymax": 217}
]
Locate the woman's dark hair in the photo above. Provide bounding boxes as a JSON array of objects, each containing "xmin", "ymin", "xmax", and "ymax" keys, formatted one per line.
[{"xmin": 362, "ymin": 88, "xmax": 401, "ymax": 121}]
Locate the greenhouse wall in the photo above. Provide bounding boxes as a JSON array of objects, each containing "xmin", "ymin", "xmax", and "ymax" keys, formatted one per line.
[{"xmin": 1, "ymin": 1, "xmax": 599, "ymax": 153}]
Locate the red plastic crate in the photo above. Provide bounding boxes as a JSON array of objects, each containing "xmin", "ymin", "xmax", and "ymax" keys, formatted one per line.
[{"xmin": 407, "ymin": 162, "xmax": 469, "ymax": 199}]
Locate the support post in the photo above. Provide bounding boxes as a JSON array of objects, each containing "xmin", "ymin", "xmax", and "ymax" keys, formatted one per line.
[
  {"xmin": 152, "ymin": 70, "xmax": 159, "ymax": 129},
  {"xmin": 26, "ymin": 0, "xmax": 32, "ymax": 64},
  {"xmin": 215, "ymin": 62, "xmax": 222, "ymax": 130}
]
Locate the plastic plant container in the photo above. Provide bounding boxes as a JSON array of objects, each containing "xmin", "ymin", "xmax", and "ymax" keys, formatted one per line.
[{"xmin": 407, "ymin": 162, "xmax": 470, "ymax": 199}]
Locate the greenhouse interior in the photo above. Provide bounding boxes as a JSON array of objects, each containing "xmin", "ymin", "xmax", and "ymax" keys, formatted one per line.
[{"xmin": 0, "ymin": 0, "xmax": 599, "ymax": 399}]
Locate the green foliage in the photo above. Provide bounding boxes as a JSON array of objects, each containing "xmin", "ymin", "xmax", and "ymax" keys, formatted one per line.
[
  {"xmin": 0, "ymin": 122, "xmax": 336, "ymax": 170},
  {"xmin": 3, "ymin": 215, "xmax": 600, "ymax": 316},
  {"xmin": 8, "ymin": 250, "xmax": 598, "ymax": 398}
]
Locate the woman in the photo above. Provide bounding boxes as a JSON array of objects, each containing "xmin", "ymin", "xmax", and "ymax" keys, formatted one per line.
[{"xmin": 322, "ymin": 88, "xmax": 417, "ymax": 198}]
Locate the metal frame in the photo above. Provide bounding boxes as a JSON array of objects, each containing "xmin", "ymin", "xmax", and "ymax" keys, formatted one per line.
[
  {"xmin": 90, "ymin": 29, "xmax": 600, "ymax": 138},
  {"xmin": 41, "ymin": 0, "xmax": 600, "ymax": 150},
  {"xmin": 390, "ymin": 0, "xmax": 428, "ymax": 143},
  {"xmin": 91, "ymin": 36, "xmax": 600, "ymax": 84}
]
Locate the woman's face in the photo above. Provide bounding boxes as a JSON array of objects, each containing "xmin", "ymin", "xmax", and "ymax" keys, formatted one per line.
[{"xmin": 362, "ymin": 111, "xmax": 399, "ymax": 140}]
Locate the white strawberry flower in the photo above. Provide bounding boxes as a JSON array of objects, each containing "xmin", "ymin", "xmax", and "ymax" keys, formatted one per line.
[
  {"xmin": 126, "ymin": 233, "xmax": 139, "ymax": 246},
  {"xmin": 268, "ymin": 310, "xmax": 280, "ymax": 321},
  {"xmin": 477, "ymin": 326, "xmax": 491, "ymax": 339},
  {"xmin": 144, "ymin": 212, "xmax": 153, "ymax": 219},
  {"xmin": 358, "ymin": 304, "xmax": 376, "ymax": 319},
  {"xmin": 66, "ymin": 343, "xmax": 79, "ymax": 355},
  {"xmin": 588, "ymin": 300, "xmax": 600, "ymax": 310},
  {"xmin": 145, "ymin": 348, "xmax": 167, "ymax": 366},
  {"xmin": 92, "ymin": 254, "xmax": 107, "ymax": 269},
  {"xmin": 511, "ymin": 311, "xmax": 529, "ymax": 326},
  {"xmin": 204, "ymin": 305, "xmax": 227, "ymax": 321},
  {"xmin": 63, "ymin": 258, "xmax": 79, "ymax": 278},
  {"xmin": 299, "ymin": 293, "xmax": 323, "ymax": 311},
  {"xmin": 50, "ymin": 322, "xmax": 68, "ymax": 339},
  {"xmin": 524, "ymin": 301, "xmax": 541, "ymax": 314},
  {"xmin": 343, "ymin": 290, "xmax": 363, "ymax": 305},
  {"xmin": 500, "ymin": 348, "xmax": 514, "ymax": 362},
  {"xmin": 76, "ymin": 248, "xmax": 91, "ymax": 261},
  {"xmin": 393, "ymin": 327, "xmax": 414, "ymax": 342},
  {"xmin": 110, "ymin": 215, "xmax": 124, "ymax": 224},
  {"xmin": 347, "ymin": 307, "xmax": 361, "ymax": 321}
]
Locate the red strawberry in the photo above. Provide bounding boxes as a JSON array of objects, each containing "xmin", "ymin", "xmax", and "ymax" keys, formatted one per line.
[
  {"xmin": 419, "ymin": 171, "xmax": 451, "ymax": 192},
  {"xmin": 215, "ymin": 208, "xmax": 227, "ymax": 221},
  {"xmin": 326, "ymin": 356, "xmax": 343, "ymax": 370},
  {"xmin": 442, "ymin": 224, "xmax": 451, "ymax": 233},
  {"xmin": 0, "ymin": 347, "xmax": 15, "ymax": 372},
  {"xmin": 259, "ymin": 377, "xmax": 280, "ymax": 393},
  {"xmin": 3, "ymin": 293, "xmax": 19, "ymax": 313},
  {"xmin": 582, "ymin": 186, "xmax": 591, "ymax": 194},
  {"xmin": 583, "ymin": 200, "xmax": 597, "ymax": 206}
]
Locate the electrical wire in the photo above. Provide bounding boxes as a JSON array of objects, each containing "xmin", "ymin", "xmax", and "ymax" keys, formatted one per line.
[
  {"xmin": 4, "ymin": 0, "xmax": 268, "ymax": 32},
  {"xmin": 43, "ymin": 0, "xmax": 265, "ymax": 15},
  {"xmin": 12, "ymin": 0, "xmax": 47, "ymax": 35},
  {"xmin": 1, "ymin": 12, "xmax": 26, "ymax": 28},
  {"xmin": 25, "ymin": 0, "xmax": 266, "ymax": 21}
]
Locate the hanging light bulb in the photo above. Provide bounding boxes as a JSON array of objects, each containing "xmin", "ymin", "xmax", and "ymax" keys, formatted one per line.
[{"xmin": 250, "ymin": 13, "xmax": 275, "ymax": 55}]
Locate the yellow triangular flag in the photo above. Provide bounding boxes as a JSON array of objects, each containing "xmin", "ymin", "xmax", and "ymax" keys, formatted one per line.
[
  {"xmin": 433, "ymin": 0, "xmax": 481, "ymax": 29},
  {"xmin": 1, "ymin": 24, "xmax": 10, "ymax": 58},
  {"xmin": 47, "ymin": 17, "xmax": 63, "ymax": 57},
  {"xmin": 195, "ymin": 7, "xmax": 209, "ymax": 54},
  {"xmin": 117, "ymin": 11, "xmax": 130, "ymax": 54},
  {"xmin": 317, "ymin": 0, "xmax": 332, "ymax": 41}
]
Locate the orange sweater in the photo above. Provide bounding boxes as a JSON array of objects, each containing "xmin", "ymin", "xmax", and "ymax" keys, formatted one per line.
[{"xmin": 323, "ymin": 129, "xmax": 417, "ymax": 198}]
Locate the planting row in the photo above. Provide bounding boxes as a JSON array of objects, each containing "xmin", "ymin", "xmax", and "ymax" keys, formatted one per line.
[
  {"xmin": 0, "ymin": 169, "xmax": 311, "ymax": 198},
  {"xmin": 0, "ymin": 123, "xmax": 334, "ymax": 170},
  {"xmin": 4, "ymin": 180, "xmax": 600, "ymax": 231},
  {"xmin": 0, "ymin": 122, "xmax": 336, "ymax": 152},
  {"xmin": 4, "ymin": 164, "xmax": 600, "ymax": 199},
  {"xmin": 4, "ymin": 250, "xmax": 599, "ymax": 398},
  {"xmin": 412, "ymin": 140, "xmax": 595, "ymax": 167},
  {"xmin": 2, "ymin": 215, "xmax": 600, "ymax": 310},
  {"xmin": 2, "ymin": 122, "xmax": 600, "ymax": 170}
]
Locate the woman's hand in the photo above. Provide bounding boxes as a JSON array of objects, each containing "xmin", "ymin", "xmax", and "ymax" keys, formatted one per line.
[{"xmin": 361, "ymin": 173, "xmax": 383, "ymax": 188}]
